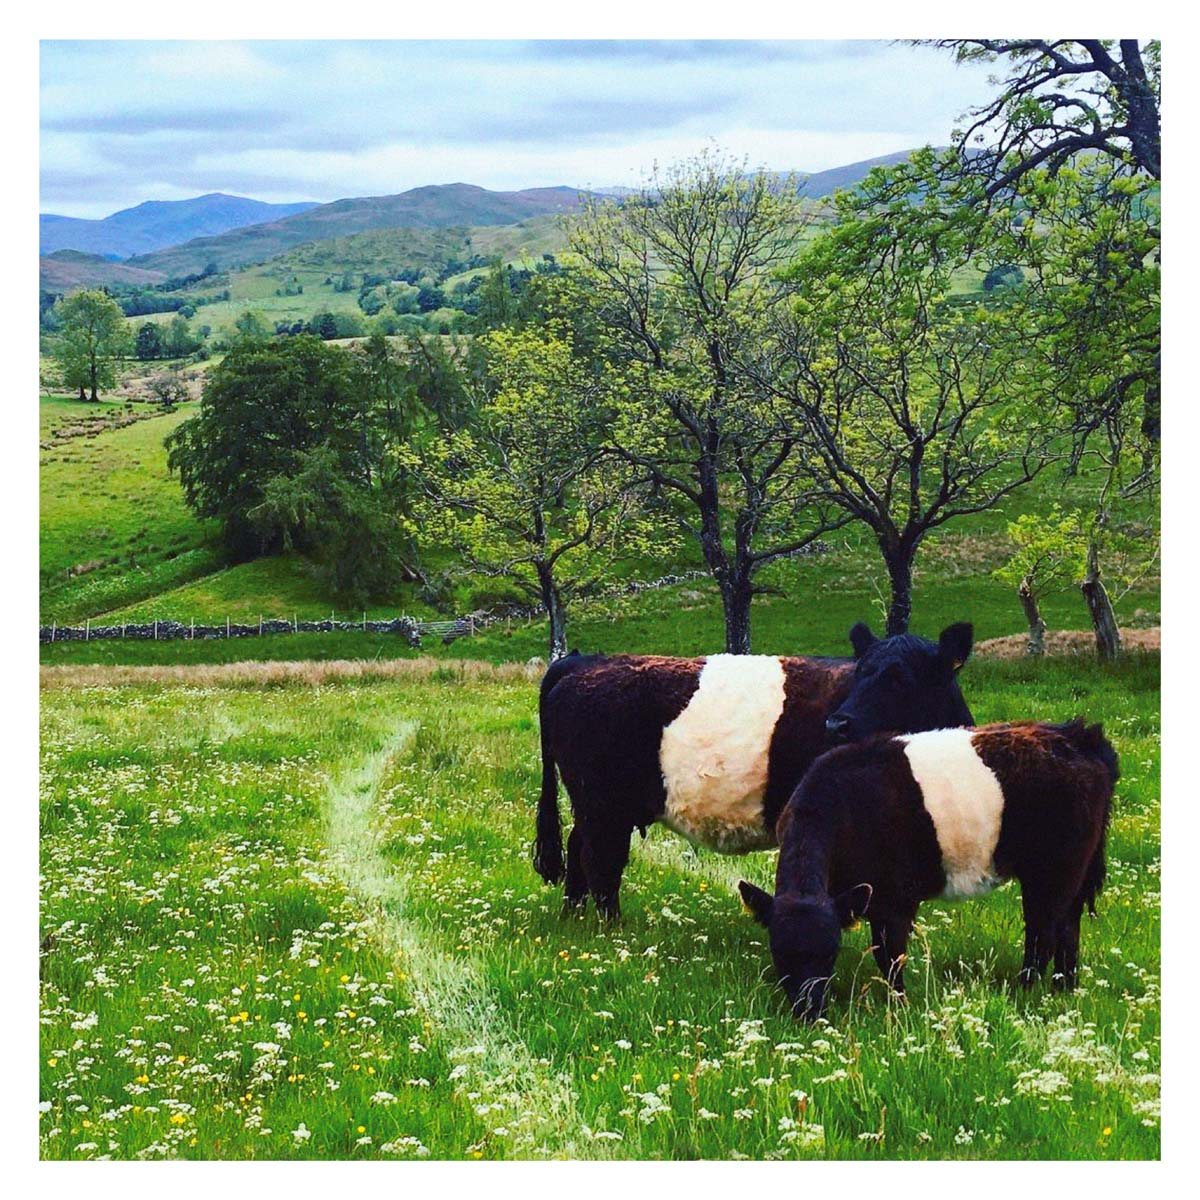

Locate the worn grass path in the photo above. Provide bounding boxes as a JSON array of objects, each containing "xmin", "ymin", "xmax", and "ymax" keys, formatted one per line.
[{"xmin": 323, "ymin": 719, "xmax": 610, "ymax": 1160}]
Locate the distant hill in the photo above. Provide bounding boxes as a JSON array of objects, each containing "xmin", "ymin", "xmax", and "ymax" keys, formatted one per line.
[
  {"xmin": 797, "ymin": 150, "xmax": 931, "ymax": 198},
  {"xmin": 39, "ymin": 193, "xmax": 320, "ymax": 258},
  {"xmin": 131, "ymin": 184, "xmax": 589, "ymax": 277},
  {"xmin": 40, "ymin": 250, "xmax": 167, "ymax": 292},
  {"xmin": 595, "ymin": 150, "xmax": 952, "ymax": 203}
]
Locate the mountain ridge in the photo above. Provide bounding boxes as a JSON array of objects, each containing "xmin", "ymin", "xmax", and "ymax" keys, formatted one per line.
[
  {"xmin": 127, "ymin": 184, "xmax": 589, "ymax": 276},
  {"xmin": 40, "ymin": 193, "xmax": 320, "ymax": 258}
]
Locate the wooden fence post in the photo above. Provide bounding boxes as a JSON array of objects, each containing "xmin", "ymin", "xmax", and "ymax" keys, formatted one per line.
[
  {"xmin": 85, "ymin": 618, "xmax": 89, "ymax": 641},
  {"xmin": 259, "ymin": 614, "xmax": 263, "ymax": 636},
  {"xmin": 226, "ymin": 616, "xmax": 230, "ymax": 638},
  {"xmin": 153, "ymin": 620, "xmax": 158, "ymax": 641},
  {"xmin": 51, "ymin": 622, "xmax": 55, "ymax": 643},
  {"xmin": 190, "ymin": 617, "xmax": 195, "ymax": 641}
]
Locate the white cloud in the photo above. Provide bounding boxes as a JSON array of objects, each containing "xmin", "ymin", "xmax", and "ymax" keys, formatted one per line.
[{"xmin": 40, "ymin": 39, "xmax": 997, "ymax": 218}]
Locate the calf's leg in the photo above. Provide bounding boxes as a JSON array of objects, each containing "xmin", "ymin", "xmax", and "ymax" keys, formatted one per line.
[
  {"xmin": 1052, "ymin": 895, "xmax": 1087, "ymax": 990},
  {"xmin": 869, "ymin": 913, "xmax": 914, "ymax": 995},
  {"xmin": 563, "ymin": 825, "xmax": 587, "ymax": 911},
  {"xmin": 1018, "ymin": 886, "xmax": 1061, "ymax": 987},
  {"xmin": 581, "ymin": 820, "xmax": 633, "ymax": 921}
]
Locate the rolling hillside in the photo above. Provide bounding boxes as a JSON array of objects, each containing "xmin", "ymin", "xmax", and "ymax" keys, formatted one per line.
[
  {"xmin": 40, "ymin": 250, "xmax": 168, "ymax": 291},
  {"xmin": 40, "ymin": 193, "xmax": 319, "ymax": 258},
  {"xmin": 130, "ymin": 185, "xmax": 589, "ymax": 276}
]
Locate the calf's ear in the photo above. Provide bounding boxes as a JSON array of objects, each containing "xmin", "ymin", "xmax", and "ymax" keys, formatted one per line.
[
  {"xmin": 938, "ymin": 622, "xmax": 974, "ymax": 672},
  {"xmin": 848, "ymin": 622, "xmax": 877, "ymax": 659},
  {"xmin": 833, "ymin": 882, "xmax": 873, "ymax": 925},
  {"xmin": 738, "ymin": 880, "xmax": 775, "ymax": 927}
]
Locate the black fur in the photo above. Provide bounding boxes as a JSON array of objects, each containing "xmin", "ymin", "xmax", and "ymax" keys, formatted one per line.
[
  {"xmin": 742, "ymin": 719, "xmax": 1118, "ymax": 1020},
  {"xmin": 536, "ymin": 622, "xmax": 978, "ymax": 921}
]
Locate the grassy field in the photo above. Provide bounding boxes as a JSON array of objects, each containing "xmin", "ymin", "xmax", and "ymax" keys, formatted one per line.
[
  {"xmin": 39, "ymin": 385, "xmax": 1157, "ymax": 664},
  {"xmin": 39, "ymin": 395, "xmax": 221, "ymax": 624},
  {"xmin": 39, "ymin": 653, "xmax": 1160, "ymax": 1159}
]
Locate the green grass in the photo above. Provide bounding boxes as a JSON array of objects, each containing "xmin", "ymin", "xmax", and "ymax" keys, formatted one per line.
[
  {"xmin": 39, "ymin": 684, "xmax": 484, "ymax": 1159},
  {"xmin": 38, "ymin": 379, "xmax": 1158, "ymax": 666},
  {"xmin": 39, "ymin": 395, "xmax": 220, "ymax": 623},
  {"xmin": 40, "ymin": 655, "xmax": 1159, "ymax": 1159}
]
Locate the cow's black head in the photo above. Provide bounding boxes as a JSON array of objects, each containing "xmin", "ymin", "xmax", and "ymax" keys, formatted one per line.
[
  {"xmin": 825, "ymin": 622, "xmax": 974, "ymax": 744},
  {"xmin": 739, "ymin": 881, "xmax": 873, "ymax": 1021}
]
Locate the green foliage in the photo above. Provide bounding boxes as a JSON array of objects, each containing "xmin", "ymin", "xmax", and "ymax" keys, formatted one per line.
[
  {"xmin": 135, "ymin": 322, "xmax": 163, "ymax": 360},
  {"xmin": 52, "ymin": 289, "xmax": 131, "ymax": 399},
  {"xmin": 995, "ymin": 506, "xmax": 1088, "ymax": 599},
  {"xmin": 408, "ymin": 326, "xmax": 645, "ymax": 653},
  {"xmin": 165, "ymin": 336, "xmax": 368, "ymax": 558},
  {"xmin": 161, "ymin": 314, "xmax": 202, "ymax": 358},
  {"xmin": 766, "ymin": 148, "xmax": 1060, "ymax": 632},
  {"xmin": 567, "ymin": 150, "xmax": 833, "ymax": 651},
  {"xmin": 248, "ymin": 446, "xmax": 408, "ymax": 607},
  {"xmin": 233, "ymin": 309, "xmax": 271, "ymax": 343}
]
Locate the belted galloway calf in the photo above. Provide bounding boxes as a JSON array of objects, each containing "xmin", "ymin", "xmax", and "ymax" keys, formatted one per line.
[
  {"xmin": 535, "ymin": 622, "xmax": 976, "ymax": 919},
  {"xmin": 739, "ymin": 720, "xmax": 1118, "ymax": 1020}
]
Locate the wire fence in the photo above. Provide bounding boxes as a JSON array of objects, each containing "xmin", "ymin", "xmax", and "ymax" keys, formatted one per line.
[{"xmin": 40, "ymin": 548, "xmax": 830, "ymax": 648}]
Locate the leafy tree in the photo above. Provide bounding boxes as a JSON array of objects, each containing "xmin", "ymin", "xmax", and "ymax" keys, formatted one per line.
[
  {"xmin": 1001, "ymin": 161, "xmax": 1159, "ymax": 658},
  {"xmin": 162, "ymin": 315, "xmax": 201, "ymax": 358},
  {"xmin": 567, "ymin": 151, "xmax": 845, "ymax": 653},
  {"xmin": 399, "ymin": 332, "xmax": 485, "ymax": 430},
  {"xmin": 166, "ymin": 336, "xmax": 366, "ymax": 558},
  {"xmin": 233, "ymin": 310, "xmax": 270, "ymax": 343},
  {"xmin": 416, "ymin": 284, "xmax": 446, "ymax": 314},
  {"xmin": 135, "ymin": 322, "xmax": 163, "ymax": 361},
  {"xmin": 994, "ymin": 506, "xmax": 1087, "ymax": 655},
  {"xmin": 147, "ymin": 369, "xmax": 189, "ymax": 410},
  {"xmin": 53, "ymin": 289, "xmax": 130, "ymax": 401},
  {"xmin": 982, "ymin": 263, "xmax": 1023, "ymax": 292},
  {"xmin": 407, "ymin": 327, "xmax": 642, "ymax": 659},
  {"xmin": 934, "ymin": 40, "xmax": 1160, "ymax": 191},
  {"xmin": 247, "ymin": 445, "xmax": 407, "ymax": 606},
  {"xmin": 308, "ymin": 311, "xmax": 339, "ymax": 340},
  {"xmin": 476, "ymin": 260, "xmax": 519, "ymax": 329},
  {"xmin": 752, "ymin": 151, "xmax": 1061, "ymax": 635}
]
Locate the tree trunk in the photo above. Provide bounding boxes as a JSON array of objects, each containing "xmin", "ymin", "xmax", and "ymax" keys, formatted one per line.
[
  {"xmin": 883, "ymin": 543, "xmax": 915, "ymax": 636},
  {"xmin": 721, "ymin": 573, "xmax": 753, "ymax": 655},
  {"xmin": 1081, "ymin": 540, "xmax": 1121, "ymax": 661},
  {"xmin": 694, "ymin": 446, "xmax": 755, "ymax": 654},
  {"xmin": 89, "ymin": 357, "xmax": 99, "ymax": 402},
  {"xmin": 537, "ymin": 564, "xmax": 568, "ymax": 662},
  {"xmin": 1018, "ymin": 577, "xmax": 1046, "ymax": 656}
]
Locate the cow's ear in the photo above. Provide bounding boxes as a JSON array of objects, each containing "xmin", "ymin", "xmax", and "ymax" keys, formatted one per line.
[
  {"xmin": 848, "ymin": 622, "xmax": 877, "ymax": 660},
  {"xmin": 938, "ymin": 623, "xmax": 974, "ymax": 672},
  {"xmin": 739, "ymin": 881, "xmax": 775, "ymax": 927},
  {"xmin": 833, "ymin": 882, "xmax": 873, "ymax": 925}
]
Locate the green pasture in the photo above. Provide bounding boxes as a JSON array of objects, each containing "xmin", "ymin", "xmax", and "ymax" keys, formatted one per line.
[
  {"xmin": 39, "ymin": 653, "xmax": 1160, "ymax": 1159},
  {"xmin": 39, "ymin": 395, "xmax": 219, "ymax": 624}
]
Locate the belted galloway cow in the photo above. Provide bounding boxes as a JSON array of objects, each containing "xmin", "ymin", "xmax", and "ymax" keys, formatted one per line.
[
  {"xmin": 534, "ymin": 621, "xmax": 976, "ymax": 918},
  {"xmin": 739, "ymin": 719, "xmax": 1118, "ymax": 1020}
]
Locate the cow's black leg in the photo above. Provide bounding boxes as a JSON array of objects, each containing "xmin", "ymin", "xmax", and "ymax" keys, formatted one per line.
[
  {"xmin": 1019, "ymin": 887, "xmax": 1059, "ymax": 987},
  {"xmin": 563, "ymin": 824, "xmax": 587, "ymax": 912},
  {"xmin": 581, "ymin": 821, "xmax": 633, "ymax": 921},
  {"xmin": 1052, "ymin": 895, "xmax": 1086, "ymax": 990},
  {"xmin": 869, "ymin": 912, "xmax": 913, "ymax": 996}
]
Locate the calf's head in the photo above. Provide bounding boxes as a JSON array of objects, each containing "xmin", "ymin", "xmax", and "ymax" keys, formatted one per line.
[
  {"xmin": 739, "ymin": 881, "xmax": 872, "ymax": 1021},
  {"xmin": 825, "ymin": 622, "xmax": 975, "ymax": 744}
]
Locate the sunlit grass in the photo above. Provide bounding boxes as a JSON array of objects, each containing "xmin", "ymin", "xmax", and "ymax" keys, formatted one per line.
[{"xmin": 40, "ymin": 657, "xmax": 1158, "ymax": 1159}]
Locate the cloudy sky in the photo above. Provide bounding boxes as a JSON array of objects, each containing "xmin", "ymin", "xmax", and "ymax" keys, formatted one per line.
[{"xmin": 40, "ymin": 40, "xmax": 996, "ymax": 219}]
